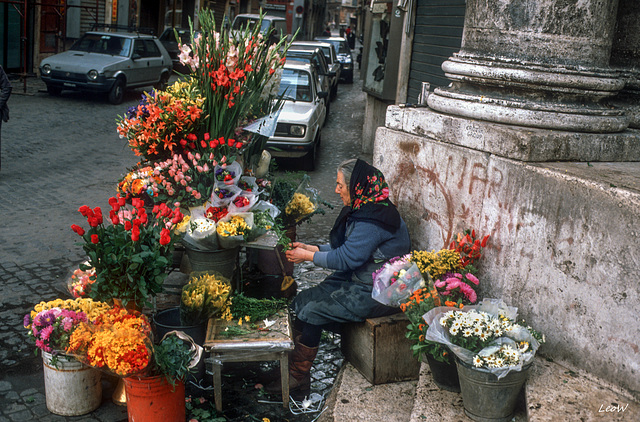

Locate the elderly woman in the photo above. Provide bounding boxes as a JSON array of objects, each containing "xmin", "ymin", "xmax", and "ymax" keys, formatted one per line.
[{"xmin": 268, "ymin": 158, "xmax": 411, "ymax": 395}]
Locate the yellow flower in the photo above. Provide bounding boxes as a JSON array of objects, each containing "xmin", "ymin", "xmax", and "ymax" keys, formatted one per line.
[{"xmin": 285, "ymin": 193, "xmax": 315, "ymax": 220}]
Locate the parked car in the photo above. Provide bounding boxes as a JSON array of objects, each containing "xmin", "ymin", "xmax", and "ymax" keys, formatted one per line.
[
  {"xmin": 314, "ymin": 36, "xmax": 353, "ymax": 83},
  {"xmin": 291, "ymin": 41, "xmax": 340, "ymax": 100},
  {"xmin": 266, "ymin": 60, "xmax": 328, "ymax": 170},
  {"xmin": 285, "ymin": 46, "xmax": 335, "ymax": 117},
  {"xmin": 39, "ymin": 31, "xmax": 173, "ymax": 104},
  {"xmin": 159, "ymin": 27, "xmax": 192, "ymax": 73},
  {"xmin": 231, "ymin": 14, "xmax": 287, "ymax": 45}
]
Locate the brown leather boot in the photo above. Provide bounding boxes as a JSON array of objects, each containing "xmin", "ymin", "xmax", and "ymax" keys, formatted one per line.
[{"xmin": 265, "ymin": 337, "xmax": 318, "ymax": 396}]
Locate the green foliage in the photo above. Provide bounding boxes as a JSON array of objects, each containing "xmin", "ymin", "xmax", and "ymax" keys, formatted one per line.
[
  {"xmin": 151, "ymin": 334, "xmax": 195, "ymax": 386},
  {"xmin": 229, "ymin": 293, "xmax": 288, "ymax": 322},
  {"xmin": 186, "ymin": 395, "xmax": 227, "ymax": 421}
]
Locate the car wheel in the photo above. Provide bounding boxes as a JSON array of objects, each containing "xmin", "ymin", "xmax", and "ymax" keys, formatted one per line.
[
  {"xmin": 108, "ymin": 78, "xmax": 125, "ymax": 105},
  {"xmin": 47, "ymin": 85, "xmax": 62, "ymax": 96},
  {"xmin": 303, "ymin": 133, "xmax": 319, "ymax": 171},
  {"xmin": 155, "ymin": 72, "xmax": 170, "ymax": 91},
  {"xmin": 331, "ymin": 84, "xmax": 337, "ymax": 101}
]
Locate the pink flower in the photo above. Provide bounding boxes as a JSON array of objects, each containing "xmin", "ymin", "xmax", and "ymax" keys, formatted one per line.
[
  {"xmin": 434, "ymin": 280, "xmax": 446, "ymax": 288},
  {"xmin": 465, "ymin": 273, "xmax": 479, "ymax": 285},
  {"xmin": 40, "ymin": 325, "xmax": 54, "ymax": 341}
]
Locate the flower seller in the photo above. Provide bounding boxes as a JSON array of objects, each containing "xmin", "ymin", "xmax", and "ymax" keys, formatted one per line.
[{"xmin": 267, "ymin": 158, "xmax": 411, "ymax": 395}]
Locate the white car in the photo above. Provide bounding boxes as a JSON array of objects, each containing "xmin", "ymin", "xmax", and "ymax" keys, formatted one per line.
[
  {"xmin": 266, "ymin": 60, "xmax": 328, "ymax": 170},
  {"xmin": 40, "ymin": 31, "xmax": 172, "ymax": 104},
  {"xmin": 291, "ymin": 41, "xmax": 341, "ymax": 100}
]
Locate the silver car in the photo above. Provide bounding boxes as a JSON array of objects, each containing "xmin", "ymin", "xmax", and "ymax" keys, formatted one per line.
[
  {"xmin": 40, "ymin": 31, "xmax": 173, "ymax": 104},
  {"xmin": 266, "ymin": 60, "xmax": 328, "ymax": 170},
  {"xmin": 291, "ymin": 41, "xmax": 341, "ymax": 100}
]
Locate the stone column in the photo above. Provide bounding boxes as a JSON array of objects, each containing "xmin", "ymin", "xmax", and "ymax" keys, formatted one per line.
[{"xmin": 427, "ymin": 0, "xmax": 629, "ymax": 133}]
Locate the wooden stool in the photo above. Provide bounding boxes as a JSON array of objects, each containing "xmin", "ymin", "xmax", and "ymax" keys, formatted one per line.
[{"xmin": 204, "ymin": 312, "xmax": 294, "ymax": 410}]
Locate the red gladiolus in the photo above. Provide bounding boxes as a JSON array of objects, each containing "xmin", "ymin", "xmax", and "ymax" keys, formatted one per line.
[
  {"xmin": 71, "ymin": 224, "xmax": 85, "ymax": 236},
  {"xmin": 91, "ymin": 234, "xmax": 99, "ymax": 244}
]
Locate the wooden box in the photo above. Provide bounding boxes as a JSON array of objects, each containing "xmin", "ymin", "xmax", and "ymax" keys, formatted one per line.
[{"xmin": 341, "ymin": 313, "xmax": 420, "ymax": 385}]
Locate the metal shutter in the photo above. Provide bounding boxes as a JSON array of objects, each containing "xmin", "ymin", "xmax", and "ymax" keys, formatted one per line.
[{"xmin": 407, "ymin": 0, "xmax": 465, "ymax": 103}]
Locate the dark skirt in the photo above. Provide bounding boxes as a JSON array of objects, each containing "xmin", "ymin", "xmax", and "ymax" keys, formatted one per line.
[{"xmin": 292, "ymin": 271, "xmax": 400, "ymax": 326}]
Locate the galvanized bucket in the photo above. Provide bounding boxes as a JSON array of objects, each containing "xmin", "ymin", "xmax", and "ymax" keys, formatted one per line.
[
  {"xmin": 42, "ymin": 352, "xmax": 102, "ymax": 416},
  {"xmin": 184, "ymin": 245, "xmax": 239, "ymax": 279},
  {"xmin": 456, "ymin": 358, "xmax": 531, "ymax": 422}
]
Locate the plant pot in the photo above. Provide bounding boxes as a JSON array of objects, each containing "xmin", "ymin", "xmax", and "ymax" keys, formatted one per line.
[
  {"xmin": 256, "ymin": 225, "xmax": 296, "ymax": 276},
  {"xmin": 42, "ymin": 352, "xmax": 102, "ymax": 416},
  {"xmin": 456, "ymin": 358, "xmax": 531, "ymax": 422},
  {"xmin": 423, "ymin": 354, "xmax": 460, "ymax": 392},
  {"xmin": 123, "ymin": 375, "xmax": 185, "ymax": 422},
  {"xmin": 153, "ymin": 307, "xmax": 207, "ymax": 383}
]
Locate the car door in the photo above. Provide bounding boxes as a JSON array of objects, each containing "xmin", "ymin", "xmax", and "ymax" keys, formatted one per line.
[
  {"xmin": 127, "ymin": 39, "xmax": 149, "ymax": 85},
  {"xmin": 310, "ymin": 67, "xmax": 326, "ymax": 128},
  {"xmin": 141, "ymin": 39, "xmax": 164, "ymax": 85}
]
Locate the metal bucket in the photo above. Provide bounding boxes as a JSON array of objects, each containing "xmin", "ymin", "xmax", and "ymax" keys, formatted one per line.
[
  {"xmin": 42, "ymin": 352, "xmax": 102, "ymax": 416},
  {"xmin": 184, "ymin": 245, "xmax": 239, "ymax": 279},
  {"xmin": 456, "ymin": 358, "xmax": 531, "ymax": 422}
]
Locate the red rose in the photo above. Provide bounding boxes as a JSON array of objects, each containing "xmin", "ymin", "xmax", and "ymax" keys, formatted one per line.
[
  {"xmin": 118, "ymin": 196, "xmax": 126, "ymax": 207},
  {"xmin": 78, "ymin": 205, "xmax": 91, "ymax": 217},
  {"xmin": 204, "ymin": 133, "xmax": 210, "ymax": 141},
  {"xmin": 209, "ymin": 140, "xmax": 216, "ymax": 148},
  {"xmin": 88, "ymin": 217, "xmax": 99, "ymax": 228},
  {"xmin": 108, "ymin": 197, "xmax": 118, "ymax": 209},
  {"xmin": 124, "ymin": 221, "xmax": 132, "ymax": 231},
  {"xmin": 131, "ymin": 226, "xmax": 140, "ymax": 241},
  {"xmin": 235, "ymin": 142, "xmax": 243, "ymax": 149},
  {"xmin": 201, "ymin": 140, "xmax": 207, "ymax": 148},
  {"xmin": 91, "ymin": 234, "xmax": 99, "ymax": 244},
  {"xmin": 111, "ymin": 214, "xmax": 120, "ymax": 225},
  {"xmin": 219, "ymin": 137, "xmax": 226, "ymax": 146},
  {"xmin": 180, "ymin": 138, "xmax": 187, "ymax": 147},
  {"xmin": 159, "ymin": 228, "xmax": 171, "ymax": 245},
  {"xmin": 187, "ymin": 133, "xmax": 197, "ymax": 141},
  {"xmin": 71, "ymin": 224, "xmax": 85, "ymax": 236}
]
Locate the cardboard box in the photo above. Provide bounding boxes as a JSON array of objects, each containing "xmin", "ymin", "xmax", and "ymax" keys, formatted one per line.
[{"xmin": 341, "ymin": 313, "xmax": 420, "ymax": 385}]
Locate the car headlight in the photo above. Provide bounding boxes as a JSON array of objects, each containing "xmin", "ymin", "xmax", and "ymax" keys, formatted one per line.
[
  {"xmin": 41, "ymin": 64, "xmax": 51, "ymax": 75},
  {"xmin": 290, "ymin": 125, "xmax": 306, "ymax": 137},
  {"xmin": 345, "ymin": 55, "xmax": 352, "ymax": 63},
  {"xmin": 87, "ymin": 69, "xmax": 99, "ymax": 80}
]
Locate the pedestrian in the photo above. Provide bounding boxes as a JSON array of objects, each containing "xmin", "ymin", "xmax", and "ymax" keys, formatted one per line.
[
  {"xmin": 0, "ymin": 65, "xmax": 12, "ymax": 172},
  {"xmin": 267, "ymin": 158, "xmax": 411, "ymax": 395},
  {"xmin": 346, "ymin": 26, "xmax": 356, "ymax": 49},
  {"xmin": 322, "ymin": 25, "xmax": 332, "ymax": 37}
]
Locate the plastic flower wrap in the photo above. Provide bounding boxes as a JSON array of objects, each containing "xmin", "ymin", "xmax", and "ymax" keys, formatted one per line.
[
  {"xmin": 67, "ymin": 307, "xmax": 153, "ymax": 377},
  {"xmin": 180, "ymin": 272, "xmax": 232, "ymax": 325},
  {"xmin": 214, "ymin": 162, "xmax": 242, "ymax": 186},
  {"xmin": 372, "ymin": 254, "xmax": 426, "ymax": 307},
  {"xmin": 117, "ymin": 166, "xmax": 160, "ymax": 203},
  {"xmin": 68, "ymin": 264, "xmax": 96, "ymax": 298},
  {"xmin": 184, "ymin": 216, "xmax": 219, "ymax": 251},
  {"xmin": 424, "ymin": 299, "xmax": 544, "ymax": 379}
]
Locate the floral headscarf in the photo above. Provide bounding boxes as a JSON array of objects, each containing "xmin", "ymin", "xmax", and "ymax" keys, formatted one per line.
[{"xmin": 330, "ymin": 159, "xmax": 401, "ymax": 248}]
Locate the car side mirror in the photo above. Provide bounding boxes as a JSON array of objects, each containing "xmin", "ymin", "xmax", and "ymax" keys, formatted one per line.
[
  {"xmin": 317, "ymin": 91, "xmax": 329, "ymax": 99},
  {"xmin": 132, "ymin": 53, "xmax": 142, "ymax": 60},
  {"xmin": 327, "ymin": 71, "xmax": 336, "ymax": 77}
]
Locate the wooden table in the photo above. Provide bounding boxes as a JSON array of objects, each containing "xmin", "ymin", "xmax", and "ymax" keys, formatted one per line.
[{"xmin": 204, "ymin": 312, "xmax": 294, "ymax": 410}]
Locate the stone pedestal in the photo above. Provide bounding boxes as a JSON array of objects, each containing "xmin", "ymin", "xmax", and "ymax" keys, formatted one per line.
[{"xmin": 427, "ymin": 0, "xmax": 631, "ymax": 135}]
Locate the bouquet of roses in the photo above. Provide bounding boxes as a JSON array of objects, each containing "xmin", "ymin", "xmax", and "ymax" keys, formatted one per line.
[
  {"xmin": 68, "ymin": 263, "xmax": 96, "ymax": 298},
  {"xmin": 424, "ymin": 298, "xmax": 544, "ymax": 378},
  {"xmin": 372, "ymin": 254, "xmax": 426, "ymax": 306}
]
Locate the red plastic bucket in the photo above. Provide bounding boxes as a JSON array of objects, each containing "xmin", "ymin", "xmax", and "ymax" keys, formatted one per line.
[{"xmin": 123, "ymin": 376, "xmax": 185, "ymax": 422}]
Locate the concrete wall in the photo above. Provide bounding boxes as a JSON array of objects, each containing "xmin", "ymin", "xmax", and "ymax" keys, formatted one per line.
[{"xmin": 373, "ymin": 123, "xmax": 640, "ymax": 399}]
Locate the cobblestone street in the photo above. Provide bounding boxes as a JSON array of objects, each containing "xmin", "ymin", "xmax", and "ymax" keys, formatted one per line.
[{"xmin": 0, "ymin": 50, "xmax": 369, "ymax": 421}]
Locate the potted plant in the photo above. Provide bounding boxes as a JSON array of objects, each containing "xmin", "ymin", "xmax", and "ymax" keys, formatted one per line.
[
  {"xmin": 23, "ymin": 298, "xmax": 111, "ymax": 416},
  {"xmin": 424, "ymin": 299, "xmax": 545, "ymax": 422},
  {"xmin": 71, "ymin": 196, "xmax": 184, "ymax": 310}
]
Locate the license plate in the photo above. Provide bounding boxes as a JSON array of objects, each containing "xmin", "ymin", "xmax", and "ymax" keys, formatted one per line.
[{"xmin": 63, "ymin": 82, "xmax": 76, "ymax": 87}]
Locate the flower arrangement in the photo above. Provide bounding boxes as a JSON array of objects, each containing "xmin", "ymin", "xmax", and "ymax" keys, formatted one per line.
[
  {"xmin": 68, "ymin": 264, "xmax": 96, "ymax": 298},
  {"xmin": 372, "ymin": 254, "xmax": 426, "ymax": 306},
  {"xmin": 25, "ymin": 306, "xmax": 88, "ymax": 355},
  {"xmin": 67, "ymin": 307, "xmax": 153, "ymax": 377},
  {"xmin": 180, "ymin": 272, "xmax": 232, "ymax": 325},
  {"xmin": 71, "ymin": 196, "xmax": 184, "ymax": 309},
  {"xmin": 117, "ymin": 165, "xmax": 161, "ymax": 203},
  {"xmin": 401, "ymin": 285, "xmax": 462, "ymax": 364},
  {"xmin": 216, "ymin": 215, "xmax": 251, "ymax": 238},
  {"xmin": 284, "ymin": 192, "xmax": 316, "ymax": 223},
  {"xmin": 424, "ymin": 299, "xmax": 545, "ymax": 378},
  {"xmin": 116, "ymin": 80, "xmax": 205, "ymax": 161}
]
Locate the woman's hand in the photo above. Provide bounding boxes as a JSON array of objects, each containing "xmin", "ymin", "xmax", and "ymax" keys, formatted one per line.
[
  {"xmin": 285, "ymin": 243, "xmax": 317, "ymax": 263},
  {"xmin": 290, "ymin": 242, "xmax": 319, "ymax": 252}
]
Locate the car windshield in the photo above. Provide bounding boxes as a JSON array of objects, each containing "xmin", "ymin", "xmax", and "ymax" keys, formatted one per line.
[
  {"xmin": 278, "ymin": 69, "xmax": 313, "ymax": 102},
  {"xmin": 70, "ymin": 34, "xmax": 132, "ymax": 57},
  {"xmin": 324, "ymin": 40, "xmax": 349, "ymax": 54},
  {"xmin": 232, "ymin": 17, "xmax": 271, "ymax": 33}
]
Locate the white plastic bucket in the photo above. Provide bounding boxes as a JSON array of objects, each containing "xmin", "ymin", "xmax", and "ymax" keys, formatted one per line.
[{"xmin": 42, "ymin": 352, "xmax": 102, "ymax": 416}]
